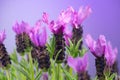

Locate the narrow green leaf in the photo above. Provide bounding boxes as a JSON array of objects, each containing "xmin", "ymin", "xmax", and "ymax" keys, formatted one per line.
[
  {"xmin": 14, "ymin": 65, "xmax": 31, "ymax": 80},
  {"xmin": 61, "ymin": 67, "xmax": 76, "ymax": 80},
  {"xmin": 35, "ymin": 71, "xmax": 42, "ymax": 80}
]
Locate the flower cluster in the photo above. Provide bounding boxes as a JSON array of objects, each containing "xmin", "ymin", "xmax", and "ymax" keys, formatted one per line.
[{"xmin": 0, "ymin": 5, "xmax": 118, "ymax": 80}]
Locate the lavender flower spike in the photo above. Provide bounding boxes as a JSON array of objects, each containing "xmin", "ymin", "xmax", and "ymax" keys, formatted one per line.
[
  {"xmin": 0, "ymin": 30, "xmax": 6, "ymax": 44},
  {"xmin": 105, "ymin": 42, "xmax": 118, "ymax": 67},
  {"xmin": 67, "ymin": 54, "xmax": 88, "ymax": 73}
]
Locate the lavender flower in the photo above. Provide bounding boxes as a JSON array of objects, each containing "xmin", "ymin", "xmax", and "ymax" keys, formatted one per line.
[
  {"xmin": 30, "ymin": 25, "xmax": 50, "ymax": 70},
  {"xmin": 85, "ymin": 34, "xmax": 107, "ymax": 79},
  {"xmin": 49, "ymin": 7, "xmax": 74, "ymax": 63},
  {"xmin": 12, "ymin": 21, "xmax": 31, "ymax": 54},
  {"xmin": 66, "ymin": 6, "xmax": 92, "ymax": 50},
  {"xmin": 105, "ymin": 42, "xmax": 118, "ymax": 67},
  {"xmin": 67, "ymin": 54, "xmax": 88, "ymax": 73},
  {"xmin": 85, "ymin": 34, "xmax": 106, "ymax": 58}
]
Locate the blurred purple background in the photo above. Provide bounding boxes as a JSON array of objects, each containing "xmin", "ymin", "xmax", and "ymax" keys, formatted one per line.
[{"xmin": 0, "ymin": 0, "xmax": 120, "ymax": 78}]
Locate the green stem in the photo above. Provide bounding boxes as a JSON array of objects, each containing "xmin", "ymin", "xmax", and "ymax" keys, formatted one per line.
[
  {"xmin": 6, "ymin": 70, "xmax": 10, "ymax": 80},
  {"xmin": 57, "ymin": 64, "xmax": 60, "ymax": 80},
  {"xmin": 28, "ymin": 52, "xmax": 34, "ymax": 80}
]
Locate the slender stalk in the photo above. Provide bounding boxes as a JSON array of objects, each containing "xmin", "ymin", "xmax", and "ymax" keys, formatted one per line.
[
  {"xmin": 6, "ymin": 70, "xmax": 10, "ymax": 80},
  {"xmin": 57, "ymin": 64, "xmax": 60, "ymax": 80},
  {"xmin": 28, "ymin": 52, "xmax": 34, "ymax": 80}
]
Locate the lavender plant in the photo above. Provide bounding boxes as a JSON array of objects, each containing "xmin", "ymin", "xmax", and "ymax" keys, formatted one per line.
[{"xmin": 0, "ymin": 6, "xmax": 119, "ymax": 80}]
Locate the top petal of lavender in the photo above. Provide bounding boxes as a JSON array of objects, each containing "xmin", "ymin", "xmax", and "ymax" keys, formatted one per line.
[
  {"xmin": 94, "ymin": 35, "xmax": 107, "ymax": 57},
  {"xmin": 67, "ymin": 54, "xmax": 88, "ymax": 73},
  {"xmin": 105, "ymin": 42, "xmax": 118, "ymax": 67},
  {"xmin": 0, "ymin": 30, "xmax": 6, "ymax": 44},
  {"xmin": 12, "ymin": 21, "xmax": 31, "ymax": 34},
  {"xmin": 42, "ymin": 12, "xmax": 49, "ymax": 24},
  {"xmin": 85, "ymin": 34, "xmax": 96, "ymax": 53},
  {"xmin": 29, "ymin": 26, "xmax": 47, "ymax": 47},
  {"xmin": 58, "ymin": 6, "xmax": 74, "ymax": 25},
  {"xmin": 38, "ymin": 26, "xmax": 47, "ymax": 47},
  {"xmin": 67, "ymin": 55, "xmax": 78, "ymax": 72},
  {"xmin": 85, "ymin": 34, "xmax": 107, "ymax": 58},
  {"xmin": 64, "ymin": 26, "xmax": 73, "ymax": 46},
  {"xmin": 72, "ymin": 6, "xmax": 92, "ymax": 28},
  {"xmin": 49, "ymin": 7, "xmax": 74, "ymax": 34}
]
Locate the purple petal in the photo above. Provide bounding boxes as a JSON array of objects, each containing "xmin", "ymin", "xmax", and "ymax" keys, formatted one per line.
[
  {"xmin": 64, "ymin": 26, "xmax": 73, "ymax": 46},
  {"xmin": 42, "ymin": 12, "xmax": 49, "ymax": 24},
  {"xmin": 13, "ymin": 21, "xmax": 31, "ymax": 34},
  {"xmin": 80, "ymin": 54, "xmax": 88, "ymax": 72},
  {"xmin": 0, "ymin": 30, "xmax": 6, "ymax": 44},
  {"xmin": 12, "ymin": 21, "xmax": 21, "ymax": 34},
  {"xmin": 67, "ymin": 54, "xmax": 88, "ymax": 73},
  {"xmin": 85, "ymin": 34, "xmax": 96, "ymax": 53},
  {"xmin": 21, "ymin": 21, "xmax": 31, "ymax": 34},
  {"xmin": 67, "ymin": 56, "xmax": 77, "ymax": 72},
  {"xmin": 42, "ymin": 73, "xmax": 48, "ymax": 80},
  {"xmin": 58, "ymin": 6, "xmax": 74, "ymax": 25},
  {"xmin": 38, "ymin": 27, "xmax": 47, "ymax": 47},
  {"xmin": 95, "ymin": 35, "xmax": 106, "ymax": 57},
  {"xmin": 29, "ymin": 30, "xmax": 39, "ymax": 46},
  {"xmin": 75, "ymin": 57, "xmax": 82, "ymax": 73},
  {"xmin": 49, "ymin": 20, "xmax": 56, "ymax": 33},
  {"xmin": 78, "ymin": 6, "xmax": 92, "ymax": 24},
  {"xmin": 105, "ymin": 42, "xmax": 117, "ymax": 67},
  {"xmin": 72, "ymin": 6, "xmax": 92, "ymax": 27}
]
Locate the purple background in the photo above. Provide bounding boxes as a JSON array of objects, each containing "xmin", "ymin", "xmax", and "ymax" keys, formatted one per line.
[{"xmin": 0, "ymin": 0, "xmax": 120, "ymax": 78}]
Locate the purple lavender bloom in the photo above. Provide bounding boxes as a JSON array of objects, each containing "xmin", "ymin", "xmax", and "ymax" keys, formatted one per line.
[
  {"xmin": 58, "ymin": 6, "xmax": 74, "ymax": 25},
  {"xmin": 49, "ymin": 6, "xmax": 73, "ymax": 34},
  {"xmin": 29, "ymin": 26, "xmax": 47, "ymax": 47},
  {"xmin": 12, "ymin": 21, "xmax": 31, "ymax": 35},
  {"xmin": 0, "ymin": 30, "xmax": 6, "ymax": 44},
  {"xmin": 49, "ymin": 7, "xmax": 73, "ymax": 45},
  {"xmin": 85, "ymin": 34, "xmax": 106, "ymax": 58},
  {"xmin": 105, "ymin": 42, "xmax": 118, "ymax": 67},
  {"xmin": 67, "ymin": 54, "xmax": 88, "ymax": 73},
  {"xmin": 72, "ymin": 6, "xmax": 92, "ymax": 28}
]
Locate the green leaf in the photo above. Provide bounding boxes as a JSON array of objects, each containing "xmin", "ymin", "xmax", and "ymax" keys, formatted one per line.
[
  {"xmin": 109, "ymin": 73, "xmax": 116, "ymax": 80},
  {"xmin": 54, "ymin": 49, "xmax": 62, "ymax": 63},
  {"xmin": 35, "ymin": 71, "xmax": 42, "ymax": 80},
  {"xmin": 14, "ymin": 64, "xmax": 31, "ymax": 80},
  {"xmin": 75, "ymin": 38, "xmax": 82, "ymax": 50},
  {"xmin": 61, "ymin": 66, "xmax": 76, "ymax": 80},
  {"xmin": 10, "ymin": 49, "xmax": 18, "ymax": 64},
  {"xmin": 46, "ymin": 36, "xmax": 55, "ymax": 58}
]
